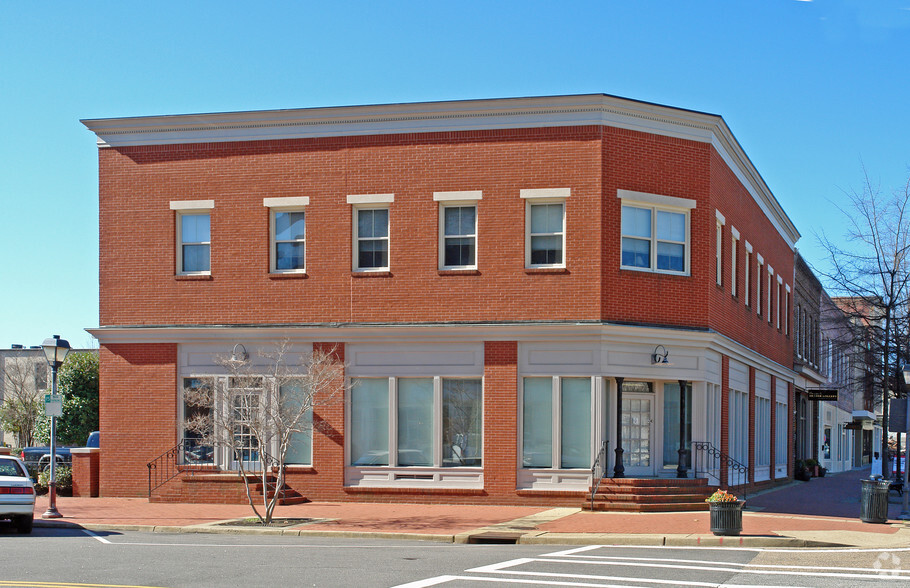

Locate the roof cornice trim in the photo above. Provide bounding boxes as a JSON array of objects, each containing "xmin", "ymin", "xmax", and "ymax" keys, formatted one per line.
[{"xmin": 81, "ymin": 93, "xmax": 799, "ymax": 249}]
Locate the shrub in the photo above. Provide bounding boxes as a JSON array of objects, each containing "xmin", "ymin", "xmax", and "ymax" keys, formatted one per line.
[{"xmin": 36, "ymin": 465, "xmax": 72, "ymax": 496}]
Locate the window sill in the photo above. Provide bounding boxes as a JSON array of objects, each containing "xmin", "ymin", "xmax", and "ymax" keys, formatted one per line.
[
  {"xmin": 524, "ymin": 267, "xmax": 569, "ymax": 275},
  {"xmin": 620, "ymin": 267, "xmax": 690, "ymax": 277},
  {"xmin": 351, "ymin": 271, "xmax": 392, "ymax": 278},
  {"xmin": 438, "ymin": 269, "xmax": 480, "ymax": 276},
  {"xmin": 269, "ymin": 272, "xmax": 308, "ymax": 279},
  {"xmin": 175, "ymin": 274, "xmax": 213, "ymax": 281}
]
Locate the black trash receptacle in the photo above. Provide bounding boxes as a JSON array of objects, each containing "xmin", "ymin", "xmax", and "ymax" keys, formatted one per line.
[{"xmin": 860, "ymin": 479, "xmax": 890, "ymax": 523}]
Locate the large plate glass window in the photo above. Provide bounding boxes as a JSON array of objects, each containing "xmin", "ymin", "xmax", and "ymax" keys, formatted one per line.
[
  {"xmin": 662, "ymin": 382, "xmax": 691, "ymax": 470},
  {"xmin": 182, "ymin": 377, "xmax": 214, "ymax": 464},
  {"xmin": 521, "ymin": 376, "xmax": 592, "ymax": 469}
]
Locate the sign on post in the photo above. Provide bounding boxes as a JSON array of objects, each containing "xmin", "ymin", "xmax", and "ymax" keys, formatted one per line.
[
  {"xmin": 807, "ymin": 388, "xmax": 838, "ymax": 401},
  {"xmin": 890, "ymin": 398, "xmax": 910, "ymax": 433},
  {"xmin": 44, "ymin": 393, "xmax": 62, "ymax": 418}
]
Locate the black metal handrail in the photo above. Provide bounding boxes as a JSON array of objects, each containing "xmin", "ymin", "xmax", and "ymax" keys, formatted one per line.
[
  {"xmin": 589, "ymin": 440, "xmax": 610, "ymax": 510},
  {"xmin": 691, "ymin": 440, "xmax": 752, "ymax": 498},
  {"xmin": 147, "ymin": 439, "xmax": 229, "ymax": 496}
]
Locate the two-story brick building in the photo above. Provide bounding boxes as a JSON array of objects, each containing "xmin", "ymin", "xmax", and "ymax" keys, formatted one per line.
[{"xmin": 82, "ymin": 94, "xmax": 799, "ymax": 505}]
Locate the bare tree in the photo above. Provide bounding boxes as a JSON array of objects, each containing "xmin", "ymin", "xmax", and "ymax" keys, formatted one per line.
[
  {"xmin": 183, "ymin": 342, "xmax": 344, "ymax": 525},
  {"xmin": 0, "ymin": 352, "xmax": 46, "ymax": 447},
  {"xmin": 818, "ymin": 169, "xmax": 910, "ymax": 472}
]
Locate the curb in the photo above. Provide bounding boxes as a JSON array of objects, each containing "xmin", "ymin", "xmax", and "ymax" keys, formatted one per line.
[{"xmin": 33, "ymin": 520, "xmax": 852, "ymax": 548}]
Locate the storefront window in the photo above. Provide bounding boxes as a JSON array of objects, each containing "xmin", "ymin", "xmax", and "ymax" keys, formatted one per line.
[{"xmin": 662, "ymin": 382, "xmax": 691, "ymax": 469}]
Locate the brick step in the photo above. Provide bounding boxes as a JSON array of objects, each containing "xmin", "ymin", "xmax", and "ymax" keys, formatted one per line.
[
  {"xmin": 594, "ymin": 485, "xmax": 713, "ymax": 496},
  {"xmin": 590, "ymin": 501, "xmax": 710, "ymax": 512},
  {"xmin": 591, "ymin": 493, "xmax": 710, "ymax": 504},
  {"xmin": 597, "ymin": 477, "xmax": 710, "ymax": 487}
]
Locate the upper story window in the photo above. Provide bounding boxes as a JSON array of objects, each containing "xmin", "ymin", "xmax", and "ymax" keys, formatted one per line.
[
  {"xmin": 521, "ymin": 188, "xmax": 570, "ymax": 268},
  {"xmin": 767, "ymin": 266, "xmax": 774, "ymax": 324},
  {"xmin": 744, "ymin": 242, "xmax": 752, "ymax": 306},
  {"xmin": 170, "ymin": 200, "xmax": 214, "ymax": 275},
  {"xmin": 715, "ymin": 210, "xmax": 725, "ymax": 286},
  {"xmin": 730, "ymin": 226, "xmax": 739, "ymax": 297},
  {"xmin": 756, "ymin": 253, "xmax": 764, "ymax": 316},
  {"xmin": 435, "ymin": 191, "xmax": 482, "ymax": 270},
  {"xmin": 264, "ymin": 197, "xmax": 309, "ymax": 273},
  {"xmin": 617, "ymin": 190, "xmax": 695, "ymax": 275},
  {"xmin": 784, "ymin": 284, "xmax": 791, "ymax": 335},
  {"xmin": 348, "ymin": 194, "xmax": 394, "ymax": 271}
]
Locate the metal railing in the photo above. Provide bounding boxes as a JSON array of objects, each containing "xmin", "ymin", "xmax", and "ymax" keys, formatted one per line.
[
  {"xmin": 147, "ymin": 439, "xmax": 225, "ymax": 497},
  {"xmin": 589, "ymin": 440, "xmax": 610, "ymax": 510},
  {"xmin": 691, "ymin": 441, "xmax": 752, "ymax": 498}
]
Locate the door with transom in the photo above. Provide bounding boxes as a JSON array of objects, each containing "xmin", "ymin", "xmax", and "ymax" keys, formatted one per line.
[{"xmin": 621, "ymin": 392, "xmax": 655, "ymax": 476}]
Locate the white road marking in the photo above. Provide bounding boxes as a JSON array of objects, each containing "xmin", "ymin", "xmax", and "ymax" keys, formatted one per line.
[
  {"xmin": 396, "ymin": 576, "xmax": 795, "ymax": 587},
  {"xmin": 470, "ymin": 555, "xmax": 907, "ymax": 582},
  {"xmin": 83, "ymin": 529, "xmax": 111, "ymax": 544}
]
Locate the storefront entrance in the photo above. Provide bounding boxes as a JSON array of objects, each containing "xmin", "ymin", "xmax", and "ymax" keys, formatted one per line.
[{"xmin": 621, "ymin": 391, "xmax": 655, "ymax": 476}]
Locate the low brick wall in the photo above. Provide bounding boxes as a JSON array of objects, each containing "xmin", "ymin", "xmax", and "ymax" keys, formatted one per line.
[{"xmin": 71, "ymin": 448, "xmax": 100, "ymax": 497}]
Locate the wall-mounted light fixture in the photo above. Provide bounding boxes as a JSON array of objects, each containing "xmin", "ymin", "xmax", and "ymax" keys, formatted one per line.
[
  {"xmin": 230, "ymin": 343, "xmax": 249, "ymax": 363},
  {"xmin": 651, "ymin": 345, "xmax": 671, "ymax": 366}
]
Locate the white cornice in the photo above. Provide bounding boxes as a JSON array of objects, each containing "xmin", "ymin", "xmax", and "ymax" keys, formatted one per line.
[
  {"xmin": 81, "ymin": 94, "xmax": 799, "ymax": 250},
  {"xmin": 86, "ymin": 321, "xmax": 795, "ymax": 382}
]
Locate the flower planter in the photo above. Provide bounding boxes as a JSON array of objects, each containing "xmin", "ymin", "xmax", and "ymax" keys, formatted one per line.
[{"xmin": 709, "ymin": 500, "xmax": 745, "ymax": 536}]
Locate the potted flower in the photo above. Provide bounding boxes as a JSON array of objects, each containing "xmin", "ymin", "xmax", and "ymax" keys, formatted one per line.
[
  {"xmin": 705, "ymin": 489, "xmax": 745, "ymax": 536},
  {"xmin": 805, "ymin": 458, "xmax": 818, "ymax": 477}
]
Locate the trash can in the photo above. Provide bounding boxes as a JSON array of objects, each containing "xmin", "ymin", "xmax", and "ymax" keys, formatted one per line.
[{"xmin": 860, "ymin": 479, "xmax": 890, "ymax": 523}]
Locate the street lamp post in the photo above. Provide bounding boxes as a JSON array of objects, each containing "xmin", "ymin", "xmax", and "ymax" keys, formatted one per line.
[{"xmin": 41, "ymin": 335, "xmax": 71, "ymax": 519}]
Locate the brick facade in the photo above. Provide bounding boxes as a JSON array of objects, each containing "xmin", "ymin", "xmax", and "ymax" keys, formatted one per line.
[{"xmin": 85, "ymin": 95, "xmax": 800, "ymax": 504}]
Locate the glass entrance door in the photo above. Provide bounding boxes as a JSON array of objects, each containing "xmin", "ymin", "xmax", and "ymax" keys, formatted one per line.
[
  {"xmin": 228, "ymin": 377, "xmax": 263, "ymax": 471},
  {"xmin": 621, "ymin": 393, "xmax": 654, "ymax": 476}
]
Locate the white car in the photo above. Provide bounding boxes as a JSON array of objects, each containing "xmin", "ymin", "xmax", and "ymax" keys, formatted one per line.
[{"xmin": 0, "ymin": 455, "xmax": 36, "ymax": 533}]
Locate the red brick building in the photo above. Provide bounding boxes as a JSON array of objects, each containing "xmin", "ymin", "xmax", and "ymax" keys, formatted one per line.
[{"xmin": 82, "ymin": 95, "xmax": 799, "ymax": 505}]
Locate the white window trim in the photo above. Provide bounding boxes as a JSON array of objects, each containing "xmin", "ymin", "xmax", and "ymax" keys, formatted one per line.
[
  {"xmin": 730, "ymin": 227, "xmax": 739, "ymax": 297},
  {"xmin": 170, "ymin": 200, "xmax": 214, "ymax": 211},
  {"xmin": 776, "ymin": 275, "xmax": 783, "ymax": 330},
  {"xmin": 519, "ymin": 376, "xmax": 596, "ymax": 471},
  {"xmin": 784, "ymin": 284, "xmax": 791, "ymax": 335},
  {"xmin": 349, "ymin": 195, "xmax": 394, "ymax": 272},
  {"xmin": 755, "ymin": 254, "xmax": 764, "ymax": 316},
  {"xmin": 175, "ymin": 209, "xmax": 212, "ymax": 276},
  {"xmin": 715, "ymin": 220, "xmax": 723, "ymax": 286},
  {"xmin": 767, "ymin": 265, "xmax": 774, "ymax": 324},
  {"xmin": 744, "ymin": 243, "xmax": 752, "ymax": 306},
  {"xmin": 265, "ymin": 198, "xmax": 309, "ymax": 274},
  {"xmin": 619, "ymin": 192, "xmax": 693, "ymax": 276},
  {"xmin": 521, "ymin": 188, "xmax": 571, "ymax": 200},
  {"xmin": 436, "ymin": 192, "xmax": 481, "ymax": 271},
  {"xmin": 345, "ymin": 375, "xmax": 484, "ymax": 488},
  {"xmin": 525, "ymin": 198, "xmax": 567, "ymax": 269}
]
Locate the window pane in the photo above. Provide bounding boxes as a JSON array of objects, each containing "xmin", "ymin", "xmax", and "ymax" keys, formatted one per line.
[
  {"xmin": 662, "ymin": 382, "xmax": 692, "ymax": 469},
  {"xmin": 621, "ymin": 237, "xmax": 649, "ymax": 268},
  {"xmin": 560, "ymin": 378, "xmax": 591, "ymax": 468},
  {"xmin": 445, "ymin": 237, "xmax": 475, "ymax": 267},
  {"xmin": 275, "ymin": 211, "xmax": 305, "ymax": 241},
  {"xmin": 351, "ymin": 379, "xmax": 389, "ymax": 465},
  {"xmin": 182, "ymin": 213, "xmax": 210, "ymax": 243},
  {"xmin": 358, "ymin": 209, "xmax": 388, "ymax": 239},
  {"xmin": 621, "ymin": 206, "xmax": 650, "ymax": 238},
  {"xmin": 523, "ymin": 377, "xmax": 552, "ymax": 468},
  {"xmin": 530, "ymin": 235, "xmax": 562, "ymax": 265},
  {"xmin": 656, "ymin": 210, "xmax": 685, "ymax": 242},
  {"xmin": 280, "ymin": 380, "xmax": 312, "ymax": 465},
  {"xmin": 531, "ymin": 203, "xmax": 563, "ymax": 233},
  {"xmin": 183, "ymin": 377, "xmax": 213, "ymax": 464},
  {"xmin": 445, "ymin": 206, "xmax": 475, "ymax": 237},
  {"xmin": 442, "ymin": 378, "xmax": 482, "ymax": 467},
  {"xmin": 656, "ymin": 242, "xmax": 684, "ymax": 272},
  {"xmin": 358, "ymin": 239, "xmax": 388, "ymax": 268},
  {"xmin": 276, "ymin": 242, "xmax": 305, "ymax": 270},
  {"xmin": 398, "ymin": 379, "xmax": 434, "ymax": 466},
  {"xmin": 183, "ymin": 244, "xmax": 210, "ymax": 272}
]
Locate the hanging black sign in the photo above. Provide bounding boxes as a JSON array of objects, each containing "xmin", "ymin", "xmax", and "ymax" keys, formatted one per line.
[{"xmin": 807, "ymin": 388, "xmax": 838, "ymax": 401}]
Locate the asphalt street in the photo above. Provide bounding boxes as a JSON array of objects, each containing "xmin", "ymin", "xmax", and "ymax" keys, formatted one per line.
[{"xmin": 2, "ymin": 527, "xmax": 909, "ymax": 588}]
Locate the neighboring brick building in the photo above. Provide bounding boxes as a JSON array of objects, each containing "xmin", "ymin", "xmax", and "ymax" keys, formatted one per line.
[{"xmin": 82, "ymin": 94, "xmax": 799, "ymax": 504}]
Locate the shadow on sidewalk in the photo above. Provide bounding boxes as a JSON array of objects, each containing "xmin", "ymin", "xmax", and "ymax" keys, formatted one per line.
[{"xmin": 746, "ymin": 467, "xmax": 904, "ymax": 520}]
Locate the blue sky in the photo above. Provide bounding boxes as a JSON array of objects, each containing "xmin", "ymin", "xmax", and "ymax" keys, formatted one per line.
[{"xmin": 1, "ymin": 1, "xmax": 909, "ymax": 349}]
